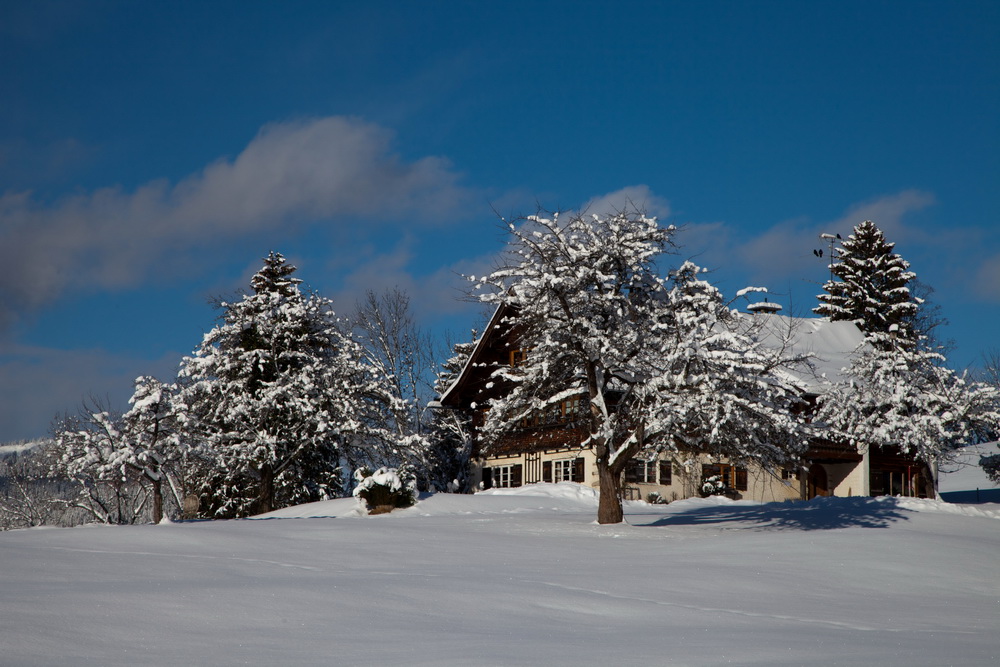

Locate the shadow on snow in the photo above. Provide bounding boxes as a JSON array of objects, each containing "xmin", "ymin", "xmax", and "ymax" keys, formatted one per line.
[{"xmin": 631, "ymin": 496, "xmax": 911, "ymax": 532}]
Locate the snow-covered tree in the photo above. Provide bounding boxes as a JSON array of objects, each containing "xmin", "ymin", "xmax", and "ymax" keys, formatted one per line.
[
  {"xmin": 50, "ymin": 378, "xmax": 192, "ymax": 525},
  {"xmin": 978, "ymin": 350, "xmax": 1000, "ymax": 482},
  {"xmin": 817, "ymin": 342, "xmax": 1000, "ymax": 467},
  {"xmin": 0, "ymin": 442, "xmax": 63, "ymax": 530},
  {"xmin": 352, "ymin": 288, "xmax": 433, "ymax": 481},
  {"xmin": 475, "ymin": 210, "xmax": 809, "ymax": 524},
  {"xmin": 178, "ymin": 252, "xmax": 394, "ymax": 518},
  {"xmin": 51, "ymin": 404, "xmax": 151, "ymax": 525},
  {"xmin": 426, "ymin": 335, "xmax": 477, "ymax": 492},
  {"xmin": 814, "ymin": 220, "xmax": 920, "ymax": 349},
  {"xmin": 120, "ymin": 376, "xmax": 193, "ymax": 523}
]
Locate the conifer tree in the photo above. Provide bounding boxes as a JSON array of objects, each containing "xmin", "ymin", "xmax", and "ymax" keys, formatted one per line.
[
  {"xmin": 814, "ymin": 220, "xmax": 919, "ymax": 349},
  {"xmin": 178, "ymin": 252, "xmax": 393, "ymax": 517},
  {"xmin": 426, "ymin": 335, "xmax": 477, "ymax": 492}
]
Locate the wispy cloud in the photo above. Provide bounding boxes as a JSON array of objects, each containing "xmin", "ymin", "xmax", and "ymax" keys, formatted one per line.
[
  {"xmin": 974, "ymin": 254, "xmax": 1000, "ymax": 303},
  {"xmin": 0, "ymin": 116, "xmax": 472, "ymax": 329},
  {"xmin": 737, "ymin": 190, "xmax": 937, "ymax": 286},
  {"xmin": 580, "ymin": 185, "xmax": 672, "ymax": 220},
  {"xmin": 0, "ymin": 342, "xmax": 181, "ymax": 441}
]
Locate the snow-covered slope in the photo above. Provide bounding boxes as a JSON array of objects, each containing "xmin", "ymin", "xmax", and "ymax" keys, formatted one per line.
[
  {"xmin": 938, "ymin": 442, "xmax": 1000, "ymax": 503},
  {"xmin": 2, "ymin": 484, "xmax": 997, "ymax": 666}
]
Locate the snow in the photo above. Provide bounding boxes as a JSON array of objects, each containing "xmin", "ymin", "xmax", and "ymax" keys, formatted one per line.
[
  {"xmin": 0, "ymin": 438, "xmax": 48, "ymax": 458},
  {"xmin": 938, "ymin": 442, "xmax": 1000, "ymax": 503},
  {"xmin": 2, "ymin": 485, "xmax": 998, "ymax": 666},
  {"xmin": 747, "ymin": 313, "xmax": 867, "ymax": 393}
]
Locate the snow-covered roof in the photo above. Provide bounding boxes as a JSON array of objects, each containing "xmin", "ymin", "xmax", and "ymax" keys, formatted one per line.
[
  {"xmin": 741, "ymin": 313, "xmax": 866, "ymax": 394},
  {"xmin": 439, "ymin": 305, "xmax": 867, "ymax": 406}
]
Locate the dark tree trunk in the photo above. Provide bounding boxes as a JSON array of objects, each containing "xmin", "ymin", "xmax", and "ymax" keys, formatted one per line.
[
  {"xmin": 257, "ymin": 463, "xmax": 274, "ymax": 515},
  {"xmin": 595, "ymin": 441, "xmax": 624, "ymax": 524},
  {"xmin": 151, "ymin": 477, "xmax": 163, "ymax": 524},
  {"xmin": 595, "ymin": 423, "xmax": 645, "ymax": 525}
]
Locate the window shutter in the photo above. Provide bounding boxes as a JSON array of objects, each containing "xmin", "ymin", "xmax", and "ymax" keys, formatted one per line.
[
  {"xmin": 542, "ymin": 461, "xmax": 552, "ymax": 483},
  {"xmin": 573, "ymin": 458, "xmax": 585, "ymax": 483},
  {"xmin": 512, "ymin": 464, "xmax": 523, "ymax": 487},
  {"xmin": 735, "ymin": 466, "xmax": 748, "ymax": 491},
  {"xmin": 658, "ymin": 460, "xmax": 672, "ymax": 485},
  {"xmin": 482, "ymin": 467, "xmax": 493, "ymax": 489}
]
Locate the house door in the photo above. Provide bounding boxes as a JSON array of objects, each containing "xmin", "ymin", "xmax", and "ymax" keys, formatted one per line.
[{"xmin": 807, "ymin": 464, "xmax": 829, "ymax": 499}]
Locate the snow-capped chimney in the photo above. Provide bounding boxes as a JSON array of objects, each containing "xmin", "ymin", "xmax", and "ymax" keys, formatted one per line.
[{"xmin": 747, "ymin": 298, "xmax": 782, "ymax": 314}]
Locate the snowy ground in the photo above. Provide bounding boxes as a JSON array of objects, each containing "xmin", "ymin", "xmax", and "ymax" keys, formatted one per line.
[
  {"xmin": 938, "ymin": 442, "xmax": 1000, "ymax": 503},
  {"xmin": 2, "ymin": 484, "xmax": 998, "ymax": 666}
]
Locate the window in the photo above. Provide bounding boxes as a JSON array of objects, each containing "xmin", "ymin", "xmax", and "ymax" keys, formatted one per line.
[
  {"xmin": 483, "ymin": 464, "xmax": 523, "ymax": 489},
  {"xmin": 509, "ymin": 349, "xmax": 528, "ymax": 367},
  {"xmin": 658, "ymin": 460, "xmax": 672, "ymax": 485},
  {"xmin": 518, "ymin": 397, "xmax": 584, "ymax": 428},
  {"xmin": 734, "ymin": 466, "xmax": 748, "ymax": 491},
  {"xmin": 781, "ymin": 467, "xmax": 798, "ymax": 481},
  {"xmin": 543, "ymin": 458, "xmax": 585, "ymax": 483},
  {"xmin": 701, "ymin": 463, "xmax": 748, "ymax": 492},
  {"xmin": 561, "ymin": 397, "xmax": 582, "ymax": 419},
  {"xmin": 553, "ymin": 458, "xmax": 575, "ymax": 483},
  {"xmin": 625, "ymin": 459, "xmax": 657, "ymax": 484}
]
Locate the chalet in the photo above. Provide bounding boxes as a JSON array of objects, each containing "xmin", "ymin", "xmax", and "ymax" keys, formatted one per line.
[{"xmin": 438, "ymin": 304, "xmax": 934, "ymax": 503}]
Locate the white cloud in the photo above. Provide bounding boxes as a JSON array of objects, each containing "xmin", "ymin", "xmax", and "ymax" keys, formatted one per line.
[
  {"xmin": 825, "ymin": 190, "xmax": 936, "ymax": 245},
  {"xmin": 0, "ymin": 116, "xmax": 472, "ymax": 329},
  {"xmin": 328, "ymin": 236, "xmax": 494, "ymax": 329},
  {"xmin": 974, "ymin": 254, "xmax": 1000, "ymax": 303},
  {"xmin": 580, "ymin": 185, "xmax": 671, "ymax": 220},
  {"xmin": 738, "ymin": 190, "xmax": 936, "ymax": 286}
]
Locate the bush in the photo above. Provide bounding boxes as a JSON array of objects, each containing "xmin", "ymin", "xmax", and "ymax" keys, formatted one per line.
[
  {"xmin": 646, "ymin": 492, "xmax": 669, "ymax": 505},
  {"xmin": 352, "ymin": 466, "xmax": 417, "ymax": 514},
  {"xmin": 699, "ymin": 475, "xmax": 730, "ymax": 498}
]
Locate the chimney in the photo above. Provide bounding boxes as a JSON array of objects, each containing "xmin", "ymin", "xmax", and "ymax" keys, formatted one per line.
[{"xmin": 747, "ymin": 298, "xmax": 783, "ymax": 314}]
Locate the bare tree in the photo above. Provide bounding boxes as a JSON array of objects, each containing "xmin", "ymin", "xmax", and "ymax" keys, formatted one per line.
[
  {"xmin": 353, "ymin": 288, "xmax": 436, "ymax": 474},
  {"xmin": 0, "ymin": 443, "xmax": 63, "ymax": 530}
]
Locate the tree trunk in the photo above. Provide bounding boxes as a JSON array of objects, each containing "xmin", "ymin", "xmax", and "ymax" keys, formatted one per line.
[
  {"xmin": 257, "ymin": 463, "xmax": 274, "ymax": 515},
  {"xmin": 151, "ymin": 478, "xmax": 163, "ymax": 524},
  {"xmin": 595, "ymin": 443, "xmax": 624, "ymax": 524}
]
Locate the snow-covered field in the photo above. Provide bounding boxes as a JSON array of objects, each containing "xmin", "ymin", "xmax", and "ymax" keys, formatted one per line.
[
  {"xmin": 1, "ymin": 484, "xmax": 997, "ymax": 666},
  {"xmin": 939, "ymin": 442, "xmax": 1000, "ymax": 503}
]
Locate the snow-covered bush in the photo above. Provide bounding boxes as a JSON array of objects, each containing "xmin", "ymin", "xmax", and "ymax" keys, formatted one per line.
[
  {"xmin": 700, "ymin": 475, "xmax": 730, "ymax": 498},
  {"xmin": 353, "ymin": 466, "xmax": 417, "ymax": 513},
  {"xmin": 646, "ymin": 492, "xmax": 669, "ymax": 505}
]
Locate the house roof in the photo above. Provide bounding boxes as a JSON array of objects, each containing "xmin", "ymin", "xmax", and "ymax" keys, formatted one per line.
[
  {"xmin": 438, "ymin": 304, "xmax": 867, "ymax": 407},
  {"xmin": 740, "ymin": 313, "xmax": 867, "ymax": 394},
  {"xmin": 437, "ymin": 302, "xmax": 512, "ymax": 409}
]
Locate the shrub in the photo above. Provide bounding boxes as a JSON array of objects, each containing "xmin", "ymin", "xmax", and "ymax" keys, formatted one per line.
[
  {"xmin": 646, "ymin": 492, "xmax": 669, "ymax": 505},
  {"xmin": 353, "ymin": 466, "xmax": 417, "ymax": 514},
  {"xmin": 700, "ymin": 475, "xmax": 730, "ymax": 498}
]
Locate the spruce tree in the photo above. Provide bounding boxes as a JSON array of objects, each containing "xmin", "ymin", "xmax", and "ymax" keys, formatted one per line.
[
  {"xmin": 813, "ymin": 220, "xmax": 919, "ymax": 349},
  {"xmin": 178, "ymin": 252, "xmax": 393, "ymax": 517},
  {"xmin": 426, "ymin": 335, "xmax": 477, "ymax": 492}
]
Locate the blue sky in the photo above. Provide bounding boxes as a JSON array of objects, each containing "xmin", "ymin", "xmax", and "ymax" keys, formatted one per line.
[{"xmin": 1, "ymin": 0, "xmax": 998, "ymax": 442}]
